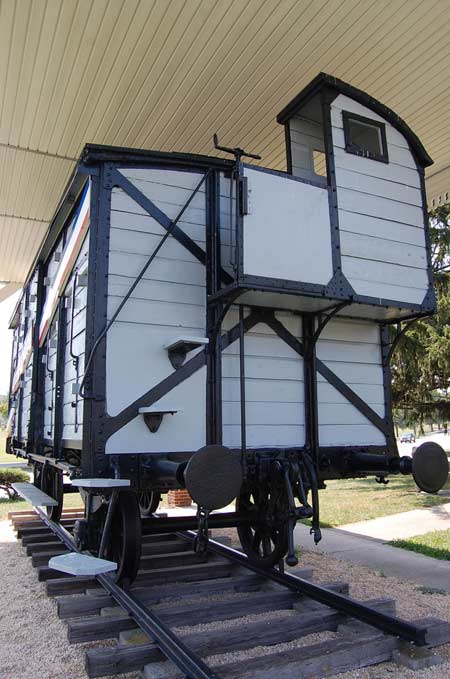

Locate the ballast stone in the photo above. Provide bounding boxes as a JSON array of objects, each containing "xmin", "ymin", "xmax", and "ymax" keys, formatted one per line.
[{"xmin": 48, "ymin": 552, "xmax": 117, "ymax": 576}]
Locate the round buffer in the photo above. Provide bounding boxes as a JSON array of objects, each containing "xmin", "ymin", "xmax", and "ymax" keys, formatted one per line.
[
  {"xmin": 184, "ymin": 445, "xmax": 243, "ymax": 510},
  {"xmin": 412, "ymin": 441, "xmax": 449, "ymax": 494}
]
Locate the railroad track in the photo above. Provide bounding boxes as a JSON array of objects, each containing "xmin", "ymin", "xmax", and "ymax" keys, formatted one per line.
[{"xmin": 9, "ymin": 507, "xmax": 450, "ymax": 679}]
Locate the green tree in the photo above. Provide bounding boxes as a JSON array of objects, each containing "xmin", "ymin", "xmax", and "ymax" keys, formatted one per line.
[
  {"xmin": 391, "ymin": 205, "xmax": 450, "ymax": 433},
  {"xmin": 0, "ymin": 396, "xmax": 8, "ymax": 423}
]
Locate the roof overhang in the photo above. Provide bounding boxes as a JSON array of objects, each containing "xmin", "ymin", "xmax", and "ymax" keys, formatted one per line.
[{"xmin": 0, "ymin": 1, "xmax": 449, "ymax": 294}]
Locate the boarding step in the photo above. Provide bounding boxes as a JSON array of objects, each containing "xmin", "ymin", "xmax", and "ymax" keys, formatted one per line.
[
  {"xmin": 11, "ymin": 482, "xmax": 59, "ymax": 507},
  {"xmin": 48, "ymin": 552, "xmax": 117, "ymax": 576}
]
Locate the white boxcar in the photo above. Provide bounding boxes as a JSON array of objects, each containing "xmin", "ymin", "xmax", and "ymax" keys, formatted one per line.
[{"xmin": 6, "ymin": 73, "xmax": 447, "ymax": 575}]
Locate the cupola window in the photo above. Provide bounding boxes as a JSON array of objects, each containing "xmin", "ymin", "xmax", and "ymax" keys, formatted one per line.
[{"xmin": 343, "ymin": 111, "xmax": 388, "ymax": 163}]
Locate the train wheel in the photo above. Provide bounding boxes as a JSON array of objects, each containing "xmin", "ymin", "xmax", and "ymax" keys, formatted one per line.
[
  {"xmin": 236, "ymin": 482, "xmax": 288, "ymax": 568},
  {"xmin": 138, "ymin": 490, "xmax": 161, "ymax": 517},
  {"xmin": 104, "ymin": 491, "xmax": 142, "ymax": 585},
  {"xmin": 40, "ymin": 465, "xmax": 64, "ymax": 522}
]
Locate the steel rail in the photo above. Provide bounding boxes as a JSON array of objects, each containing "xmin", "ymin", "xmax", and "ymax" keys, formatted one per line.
[
  {"xmin": 178, "ymin": 531, "xmax": 428, "ymax": 646},
  {"xmin": 31, "ymin": 505, "xmax": 221, "ymax": 679},
  {"xmin": 141, "ymin": 511, "xmax": 254, "ymax": 534}
]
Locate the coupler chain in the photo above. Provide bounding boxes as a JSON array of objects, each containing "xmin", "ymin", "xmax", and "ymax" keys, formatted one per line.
[{"xmin": 194, "ymin": 506, "xmax": 210, "ymax": 554}]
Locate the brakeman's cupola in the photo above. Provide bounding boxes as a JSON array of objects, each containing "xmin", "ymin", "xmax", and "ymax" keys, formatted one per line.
[{"xmin": 213, "ymin": 72, "xmax": 435, "ymax": 322}]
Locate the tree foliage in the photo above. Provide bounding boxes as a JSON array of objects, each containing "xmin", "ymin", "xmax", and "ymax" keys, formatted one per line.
[
  {"xmin": 391, "ymin": 204, "xmax": 450, "ymax": 431},
  {"xmin": 0, "ymin": 396, "xmax": 8, "ymax": 422},
  {"xmin": 0, "ymin": 468, "xmax": 28, "ymax": 499}
]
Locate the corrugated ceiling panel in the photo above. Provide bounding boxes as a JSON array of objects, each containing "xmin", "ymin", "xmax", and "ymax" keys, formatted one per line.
[
  {"xmin": 0, "ymin": 0, "xmax": 449, "ymax": 284},
  {"xmin": 427, "ymin": 168, "xmax": 450, "ymax": 207},
  {"xmin": 0, "ymin": 215, "xmax": 47, "ymax": 281},
  {"xmin": 0, "ymin": 147, "xmax": 74, "ymax": 221}
]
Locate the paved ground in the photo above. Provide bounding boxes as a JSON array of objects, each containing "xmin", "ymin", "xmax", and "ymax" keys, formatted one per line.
[
  {"xmin": 0, "ymin": 462, "xmax": 28, "ymax": 469},
  {"xmin": 294, "ymin": 523, "xmax": 450, "ymax": 592},
  {"xmin": 339, "ymin": 502, "xmax": 450, "ymax": 540},
  {"xmin": 397, "ymin": 431, "xmax": 450, "ymax": 457}
]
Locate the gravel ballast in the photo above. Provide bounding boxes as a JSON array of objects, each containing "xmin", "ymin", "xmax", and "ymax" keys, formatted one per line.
[{"xmin": 2, "ymin": 520, "xmax": 450, "ymax": 679}]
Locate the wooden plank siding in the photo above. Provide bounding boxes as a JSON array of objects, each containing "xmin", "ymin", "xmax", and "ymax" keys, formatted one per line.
[
  {"xmin": 288, "ymin": 116, "xmax": 327, "ymax": 183},
  {"xmin": 316, "ymin": 318, "xmax": 386, "ymax": 446},
  {"xmin": 60, "ymin": 234, "xmax": 89, "ymax": 440},
  {"xmin": 16, "ymin": 270, "xmax": 39, "ymax": 442},
  {"xmin": 222, "ymin": 309, "xmax": 305, "ymax": 449},
  {"xmin": 331, "ymin": 93, "xmax": 429, "ymax": 306},
  {"xmin": 105, "ymin": 168, "xmax": 208, "ymax": 454}
]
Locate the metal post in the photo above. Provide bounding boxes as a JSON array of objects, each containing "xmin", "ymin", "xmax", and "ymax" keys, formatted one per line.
[
  {"xmin": 206, "ymin": 171, "xmax": 223, "ymax": 445},
  {"xmin": 239, "ymin": 305, "xmax": 247, "ymax": 460},
  {"xmin": 28, "ymin": 264, "xmax": 46, "ymax": 454},
  {"xmin": 303, "ymin": 315, "xmax": 319, "ymax": 468},
  {"xmin": 98, "ymin": 489, "xmax": 119, "ymax": 558},
  {"xmin": 53, "ymin": 300, "xmax": 68, "ymax": 457}
]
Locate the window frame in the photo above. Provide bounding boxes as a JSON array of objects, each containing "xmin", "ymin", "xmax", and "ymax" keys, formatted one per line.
[{"xmin": 342, "ymin": 111, "xmax": 389, "ymax": 164}]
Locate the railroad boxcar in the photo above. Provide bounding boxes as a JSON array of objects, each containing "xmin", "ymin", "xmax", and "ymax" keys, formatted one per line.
[{"xmin": 6, "ymin": 73, "xmax": 448, "ymax": 582}]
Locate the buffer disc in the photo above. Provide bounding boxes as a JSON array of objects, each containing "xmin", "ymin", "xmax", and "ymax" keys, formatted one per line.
[
  {"xmin": 412, "ymin": 442, "xmax": 449, "ymax": 494},
  {"xmin": 184, "ymin": 445, "xmax": 243, "ymax": 510}
]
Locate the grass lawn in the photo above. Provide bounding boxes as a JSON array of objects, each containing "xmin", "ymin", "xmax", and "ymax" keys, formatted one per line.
[
  {"xmin": 0, "ymin": 493, "xmax": 82, "ymax": 521},
  {"xmin": 390, "ymin": 529, "xmax": 450, "ymax": 561},
  {"xmin": 0, "ymin": 431, "xmax": 13, "ymax": 464},
  {"xmin": 312, "ymin": 475, "xmax": 450, "ymax": 527}
]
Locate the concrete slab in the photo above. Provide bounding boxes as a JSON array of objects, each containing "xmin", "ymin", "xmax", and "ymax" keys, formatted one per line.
[
  {"xmin": 339, "ymin": 502, "xmax": 450, "ymax": 540},
  {"xmin": 155, "ymin": 503, "xmax": 235, "ymax": 518},
  {"xmin": 0, "ymin": 462, "xmax": 28, "ymax": 469},
  {"xmin": 294, "ymin": 524, "xmax": 450, "ymax": 592},
  {"xmin": 49, "ymin": 552, "xmax": 117, "ymax": 576}
]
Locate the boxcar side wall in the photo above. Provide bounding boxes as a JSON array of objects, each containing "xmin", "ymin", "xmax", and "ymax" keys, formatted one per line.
[
  {"xmin": 7, "ymin": 182, "xmax": 91, "ymax": 456},
  {"xmin": 8, "ymin": 270, "xmax": 39, "ymax": 448},
  {"xmin": 61, "ymin": 235, "xmax": 90, "ymax": 445}
]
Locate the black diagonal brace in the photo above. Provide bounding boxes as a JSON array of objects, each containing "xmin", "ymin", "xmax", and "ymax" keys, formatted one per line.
[
  {"xmin": 113, "ymin": 169, "xmax": 233, "ymax": 285},
  {"xmin": 266, "ymin": 315, "xmax": 389, "ymax": 435},
  {"xmin": 104, "ymin": 309, "xmax": 264, "ymax": 437}
]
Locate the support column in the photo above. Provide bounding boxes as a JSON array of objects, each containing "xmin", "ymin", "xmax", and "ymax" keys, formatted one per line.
[{"xmin": 303, "ymin": 314, "xmax": 319, "ymax": 468}]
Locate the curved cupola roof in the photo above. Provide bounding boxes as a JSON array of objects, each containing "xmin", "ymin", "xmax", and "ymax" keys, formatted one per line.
[{"xmin": 277, "ymin": 72, "xmax": 433, "ymax": 168}]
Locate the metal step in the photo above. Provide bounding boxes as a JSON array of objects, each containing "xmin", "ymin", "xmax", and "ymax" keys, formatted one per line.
[
  {"xmin": 48, "ymin": 552, "xmax": 117, "ymax": 576},
  {"xmin": 11, "ymin": 482, "xmax": 58, "ymax": 507}
]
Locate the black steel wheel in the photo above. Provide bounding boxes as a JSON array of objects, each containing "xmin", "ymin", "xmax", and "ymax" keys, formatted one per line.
[
  {"xmin": 104, "ymin": 491, "xmax": 142, "ymax": 585},
  {"xmin": 40, "ymin": 465, "xmax": 64, "ymax": 522},
  {"xmin": 138, "ymin": 490, "xmax": 161, "ymax": 517},
  {"xmin": 236, "ymin": 481, "xmax": 288, "ymax": 568}
]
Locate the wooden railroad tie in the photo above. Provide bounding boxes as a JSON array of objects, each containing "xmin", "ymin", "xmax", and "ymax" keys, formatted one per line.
[{"xmin": 9, "ymin": 509, "xmax": 450, "ymax": 679}]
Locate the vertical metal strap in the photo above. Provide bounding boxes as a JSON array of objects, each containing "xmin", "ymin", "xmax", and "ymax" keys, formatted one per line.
[
  {"xmin": 239, "ymin": 305, "xmax": 247, "ymax": 460},
  {"xmin": 53, "ymin": 300, "xmax": 68, "ymax": 457},
  {"xmin": 28, "ymin": 264, "xmax": 46, "ymax": 454},
  {"xmin": 303, "ymin": 315, "xmax": 319, "ymax": 468},
  {"xmin": 206, "ymin": 171, "xmax": 223, "ymax": 445}
]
